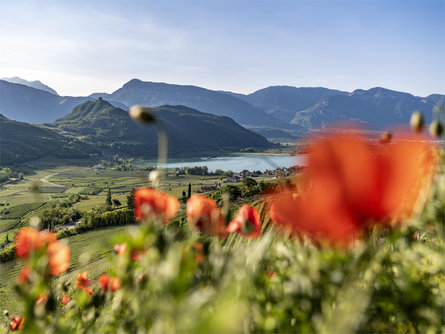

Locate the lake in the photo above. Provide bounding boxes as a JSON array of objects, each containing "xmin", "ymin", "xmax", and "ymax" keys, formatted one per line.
[{"xmin": 136, "ymin": 154, "xmax": 306, "ymax": 173}]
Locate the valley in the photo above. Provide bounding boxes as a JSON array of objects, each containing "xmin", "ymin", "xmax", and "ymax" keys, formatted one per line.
[{"xmin": 0, "ymin": 159, "xmax": 283, "ymax": 313}]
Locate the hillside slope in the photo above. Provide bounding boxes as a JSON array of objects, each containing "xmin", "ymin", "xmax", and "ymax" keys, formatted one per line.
[
  {"xmin": 0, "ymin": 114, "xmax": 98, "ymax": 165},
  {"xmin": 51, "ymin": 100, "xmax": 273, "ymax": 157}
]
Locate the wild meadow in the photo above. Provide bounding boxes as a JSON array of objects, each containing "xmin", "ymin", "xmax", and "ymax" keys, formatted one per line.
[{"xmin": 1, "ymin": 108, "xmax": 444, "ymax": 333}]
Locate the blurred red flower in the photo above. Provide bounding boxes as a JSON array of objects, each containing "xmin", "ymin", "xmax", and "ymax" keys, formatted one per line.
[
  {"xmin": 47, "ymin": 241, "xmax": 70, "ymax": 276},
  {"xmin": 15, "ymin": 228, "xmax": 40, "ymax": 259},
  {"xmin": 192, "ymin": 242, "xmax": 203, "ymax": 251},
  {"xmin": 76, "ymin": 271, "xmax": 91, "ymax": 290},
  {"xmin": 114, "ymin": 243, "xmax": 127, "ymax": 255},
  {"xmin": 15, "ymin": 228, "xmax": 58, "ymax": 259},
  {"xmin": 98, "ymin": 274, "xmax": 121, "ymax": 292},
  {"xmin": 187, "ymin": 194, "xmax": 226, "ymax": 236},
  {"xmin": 226, "ymin": 204, "xmax": 262, "ymax": 238},
  {"xmin": 15, "ymin": 227, "xmax": 70, "ymax": 276},
  {"xmin": 134, "ymin": 188, "xmax": 180, "ymax": 223},
  {"xmin": 35, "ymin": 293, "xmax": 47, "ymax": 305},
  {"xmin": 10, "ymin": 316, "xmax": 24, "ymax": 331},
  {"xmin": 61, "ymin": 295, "xmax": 71, "ymax": 305},
  {"xmin": 269, "ymin": 131, "xmax": 437, "ymax": 245},
  {"xmin": 18, "ymin": 266, "xmax": 31, "ymax": 284},
  {"xmin": 130, "ymin": 249, "xmax": 146, "ymax": 261},
  {"xmin": 114, "ymin": 242, "xmax": 145, "ymax": 261}
]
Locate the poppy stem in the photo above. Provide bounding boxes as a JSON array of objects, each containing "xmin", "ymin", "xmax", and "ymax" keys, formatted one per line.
[{"xmin": 155, "ymin": 120, "xmax": 168, "ymax": 178}]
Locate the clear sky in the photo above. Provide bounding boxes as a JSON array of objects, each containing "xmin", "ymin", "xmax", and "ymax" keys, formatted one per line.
[{"xmin": 0, "ymin": 0, "xmax": 444, "ymax": 97}]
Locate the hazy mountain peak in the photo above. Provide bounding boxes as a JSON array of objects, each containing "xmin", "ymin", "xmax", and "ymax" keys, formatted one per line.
[
  {"xmin": 1, "ymin": 76, "xmax": 58, "ymax": 95},
  {"xmin": 123, "ymin": 78, "xmax": 144, "ymax": 88},
  {"xmin": 352, "ymin": 87, "xmax": 414, "ymax": 98}
]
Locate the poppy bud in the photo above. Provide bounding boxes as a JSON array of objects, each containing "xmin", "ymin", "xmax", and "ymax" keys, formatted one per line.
[
  {"xmin": 149, "ymin": 170, "xmax": 161, "ymax": 188},
  {"xmin": 429, "ymin": 120, "xmax": 444, "ymax": 138},
  {"xmin": 129, "ymin": 106, "xmax": 156, "ymax": 124},
  {"xmin": 379, "ymin": 131, "xmax": 392, "ymax": 144},
  {"xmin": 410, "ymin": 111, "xmax": 424, "ymax": 133}
]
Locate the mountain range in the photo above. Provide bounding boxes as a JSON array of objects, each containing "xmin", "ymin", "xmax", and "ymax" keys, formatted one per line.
[
  {"xmin": 1, "ymin": 100, "xmax": 272, "ymax": 165},
  {"xmin": 1, "ymin": 78, "xmax": 443, "ymax": 139},
  {"xmin": 1, "ymin": 77, "xmax": 59, "ymax": 95}
]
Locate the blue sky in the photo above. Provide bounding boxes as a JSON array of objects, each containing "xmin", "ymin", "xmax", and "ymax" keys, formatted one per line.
[{"xmin": 0, "ymin": 0, "xmax": 444, "ymax": 97}]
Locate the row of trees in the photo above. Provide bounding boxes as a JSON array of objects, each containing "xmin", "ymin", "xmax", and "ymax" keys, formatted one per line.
[
  {"xmin": 0, "ymin": 167, "xmax": 24, "ymax": 184},
  {"xmin": 38, "ymin": 195, "xmax": 83, "ymax": 230}
]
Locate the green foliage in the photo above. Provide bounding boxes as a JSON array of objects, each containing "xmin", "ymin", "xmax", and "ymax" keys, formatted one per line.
[
  {"xmin": 0, "ymin": 244, "xmax": 15, "ymax": 262},
  {"xmin": 126, "ymin": 189, "xmax": 135, "ymax": 210},
  {"xmin": 106, "ymin": 187, "xmax": 112, "ymax": 207},
  {"xmin": 0, "ymin": 167, "xmax": 23, "ymax": 184},
  {"xmin": 79, "ymin": 186, "xmax": 103, "ymax": 195}
]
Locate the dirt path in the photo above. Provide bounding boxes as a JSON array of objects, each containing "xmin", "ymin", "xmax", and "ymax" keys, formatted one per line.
[{"xmin": 40, "ymin": 173, "xmax": 61, "ymax": 187}]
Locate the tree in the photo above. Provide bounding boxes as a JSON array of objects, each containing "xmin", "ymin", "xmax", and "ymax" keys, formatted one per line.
[
  {"xmin": 242, "ymin": 177, "xmax": 258, "ymax": 189},
  {"xmin": 112, "ymin": 199, "xmax": 121, "ymax": 207},
  {"xmin": 106, "ymin": 187, "xmax": 112, "ymax": 207},
  {"xmin": 127, "ymin": 189, "xmax": 135, "ymax": 210},
  {"xmin": 187, "ymin": 183, "xmax": 192, "ymax": 198}
]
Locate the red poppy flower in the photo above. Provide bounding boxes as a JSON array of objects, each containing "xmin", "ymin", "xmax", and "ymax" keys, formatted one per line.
[
  {"xmin": 134, "ymin": 188, "xmax": 180, "ymax": 223},
  {"xmin": 18, "ymin": 266, "xmax": 31, "ymax": 284},
  {"xmin": 76, "ymin": 271, "xmax": 91, "ymax": 290},
  {"xmin": 264, "ymin": 270, "xmax": 275, "ymax": 279},
  {"xmin": 39, "ymin": 231, "xmax": 57, "ymax": 245},
  {"xmin": 10, "ymin": 316, "xmax": 24, "ymax": 331},
  {"xmin": 47, "ymin": 241, "xmax": 70, "ymax": 276},
  {"xmin": 226, "ymin": 204, "xmax": 262, "ymax": 238},
  {"xmin": 269, "ymin": 131, "xmax": 437, "ymax": 245},
  {"xmin": 15, "ymin": 228, "xmax": 40, "ymax": 259},
  {"xmin": 15, "ymin": 228, "xmax": 58, "ymax": 259},
  {"xmin": 98, "ymin": 274, "xmax": 121, "ymax": 292},
  {"xmin": 187, "ymin": 194, "xmax": 226, "ymax": 236},
  {"xmin": 61, "ymin": 295, "xmax": 70, "ymax": 305},
  {"xmin": 114, "ymin": 243, "xmax": 127, "ymax": 255},
  {"xmin": 131, "ymin": 249, "xmax": 146, "ymax": 261},
  {"xmin": 192, "ymin": 242, "xmax": 203, "ymax": 251}
]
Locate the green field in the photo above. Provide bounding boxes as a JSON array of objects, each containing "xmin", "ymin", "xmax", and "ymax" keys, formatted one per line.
[{"xmin": 0, "ymin": 226, "xmax": 130, "ymax": 314}]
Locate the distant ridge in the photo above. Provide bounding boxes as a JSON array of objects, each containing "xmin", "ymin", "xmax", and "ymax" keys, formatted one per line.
[
  {"xmin": 1, "ymin": 76, "xmax": 443, "ymax": 134},
  {"xmin": 290, "ymin": 87, "xmax": 445, "ymax": 129},
  {"xmin": 230, "ymin": 86, "xmax": 348, "ymax": 123},
  {"xmin": 1, "ymin": 76, "xmax": 58, "ymax": 95},
  {"xmin": 0, "ymin": 80, "xmax": 126, "ymax": 124},
  {"xmin": 102, "ymin": 79, "xmax": 295, "ymax": 129}
]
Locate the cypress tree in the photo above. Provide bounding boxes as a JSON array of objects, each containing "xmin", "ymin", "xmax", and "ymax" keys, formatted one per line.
[
  {"xmin": 106, "ymin": 187, "xmax": 112, "ymax": 206},
  {"xmin": 187, "ymin": 183, "xmax": 192, "ymax": 198}
]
